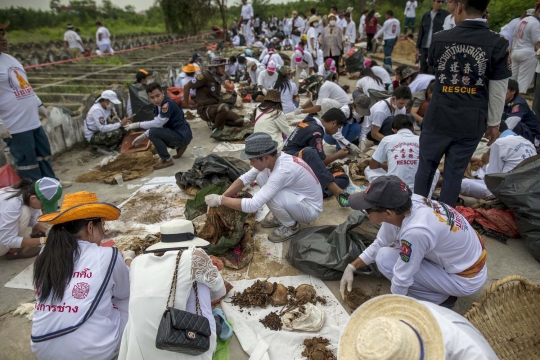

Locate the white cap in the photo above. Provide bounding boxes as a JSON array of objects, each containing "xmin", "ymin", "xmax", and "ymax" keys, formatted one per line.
[
  {"xmin": 34, "ymin": 177, "xmax": 62, "ymax": 213},
  {"xmin": 267, "ymin": 60, "xmax": 277, "ymax": 71},
  {"xmin": 294, "ymin": 49, "xmax": 304, "ymax": 63},
  {"xmin": 97, "ymin": 90, "xmax": 121, "ymax": 104}
]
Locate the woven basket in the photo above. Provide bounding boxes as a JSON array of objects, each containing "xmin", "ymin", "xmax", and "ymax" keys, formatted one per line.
[{"xmin": 464, "ymin": 275, "xmax": 540, "ymax": 360}]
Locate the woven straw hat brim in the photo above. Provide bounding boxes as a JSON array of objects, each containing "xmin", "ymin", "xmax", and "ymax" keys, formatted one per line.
[
  {"xmin": 338, "ymin": 295, "xmax": 445, "ymax": 360},
  {"xmin": 38, "ymin": 202, "xmax": 121, "ymax": 225}
]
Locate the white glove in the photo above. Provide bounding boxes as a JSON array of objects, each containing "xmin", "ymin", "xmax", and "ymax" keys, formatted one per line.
[
  {"xmin": 0, "ymin": 124, "xmax": 11, "ymax": 139},
  {"xmin": 359, "ymin": 139, "xmax": 367, "ymax": 152},
  {"xmin": 294, "ymin": 107, "xmax": 303, "ymax": 115},
  {"xmin": 122, "ymin": 250, "xmax": 136, "ymax": 261},
  {"xmin": 340, "ymin": 263, "xmax": 356, "ymax": 300},
  {"xmin": 312, "ymin": 50, "xmax": 317, "ymax": 60},
  {"xmin": 124, "ymin": 122, "xmax": 141, "ymax": 131},
  {"xmin": 262, "ymin": 88, "xmax": 267, "ymax": 95},
  {"xmin": 132, "ymin": 133, "xmax": 147, "ymax": 147},
  {"xmin": 38, "ymin": 106, "xmax": 48, "ymax": 119},
  {"xmin": 347, "ymin": 143, "xmax": 361, "ymax": 155},
  {"xmin": 205, "ymin": 194, "xmax": 223, "ymax": 208}
]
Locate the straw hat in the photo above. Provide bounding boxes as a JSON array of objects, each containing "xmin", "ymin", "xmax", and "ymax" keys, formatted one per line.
[
  {"xmin": 145, "ymin": 219, "xmax": 210, "ymax": 252},
  {"xmin": 308, "ymin": 15, "xmax": 321, "ymax": 25},
  {"xmin": 38, "ymin": 191, "xmax": 120, "ymax": 225},
  {"xmin": 264, "ymin": 89, "xmax": 281, "ymax": 103},
  {"xmin": 338, "ymin": 295, "xmax": 445, "ymax": 360},
  {"xmin": 182, "ymin": 63, "xmax": 199, "ymax": 73},
  {"xmin": 328, "ymin": 13, "xmax": 337, "ymax": 20}
]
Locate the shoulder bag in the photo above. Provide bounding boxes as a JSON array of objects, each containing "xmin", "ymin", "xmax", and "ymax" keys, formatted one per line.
[{"xmin": 155, "ymin": 250, "xmax": 211, "ymax": 355}]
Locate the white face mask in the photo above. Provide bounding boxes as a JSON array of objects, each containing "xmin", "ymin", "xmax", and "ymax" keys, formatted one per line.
[
  {"xmin": 313, "ymin": 22, "xmax": 319, "ymax": 27},
  {"xmin": 107, "ymin": 102, "xmax": 114, "ymax": 110},
  {"xmin": 329, "ymin": 20, "xmax": 336, "ymax": 26}
]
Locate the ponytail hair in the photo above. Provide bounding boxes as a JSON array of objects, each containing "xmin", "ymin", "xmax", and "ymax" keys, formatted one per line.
[
  {"xmin": 6, "ymin": 178, "xmax": 35, "ymax": 205},
  {"xmin": 33, "ymin": 218, "xmax": 102, "ymax": 303}
]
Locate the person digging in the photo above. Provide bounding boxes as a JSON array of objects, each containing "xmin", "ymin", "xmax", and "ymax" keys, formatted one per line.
[
  {"xmin": 205, "ymin": 132, "xmax": 324, "ymax": 243},
  {"xmin": 124, "ymin": 82, "xmax": 193, "ymax": 170}
]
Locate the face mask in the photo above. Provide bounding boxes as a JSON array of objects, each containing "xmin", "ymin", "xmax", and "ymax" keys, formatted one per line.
[
  {"xmin": 313, "ymin": 22, "xmax": 319, "ymax": 27},
  {"xmin": 107, "ymin": 103, "xmax": 114, "ymax": 110},
  {"xmin": 329, "ymin": 20, "xmax": 336, "ymax": 26}
]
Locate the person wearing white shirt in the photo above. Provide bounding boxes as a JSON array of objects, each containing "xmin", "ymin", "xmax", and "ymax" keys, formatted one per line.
[
  {"xmin": 291, "ymin": 11, "xmax": 305, "ymax": 46},
  {"xmin": 373, "ymin": 10, "xmax": 400, "ymax": 66},
  {"xmin": 0, "ymin": 177, "xmax": 61, "ymax": 259},
  {"xmin": 306, "ymin": 16, "xmax": 320, "ymax": 61},
  {"xmin": 318, "ymin": 58, "xmax": 338, "ymax": 81},
  {"xmin": 342, "ymin": 176, "xmax": 488, "ymax": 307},
  {"xmin": 31, "ymin": 192, "xmax": 130, "ymax": 360},
  {"xmin": 443, "ymin": 0, "xmax": 457, "ymax": 30},
  {"xmin": 261, "ymin": 51, "xmax": 284, "ymax": 67},
  {"xmin": 242, "ymin": 19, "xmax": 255, "ymax": 46},
  {"xmin": 337, "ymin": 12, "xmax": 348, "ymax": 30},
  {"xmin": 283, "ymin": 15, "xmax": 292, "ymax": 36},
  {"xmin": 274, "ymin": 66, "xmax": 299, "ymax": 114},
  {"xmin": 205, "ymin": 133, "xmax": 323, "ymax": 243},
  {"xmin": 401, "ymin": 67, "xmax": 436, "ymax": 93},
  {"xmin": 500, "ymin": 16, "xmax": 522, "ymax": 48},
  {"xmin": 365, "ymin": 115, "xmax": 439, "ymax": 197},
  {"xmin": 253, "ymin": 89, "xmax": 292, "ymax": 150},
  {"xmin": 94, "ymin": 21, "xmax": 113, "ymax": 55},
  {"xmin": 253, "ymin": 60, "xmax": 279, "ymax": 102},
  {"xmin": 297, "ymin": 76, "xmax": 351, "ymax": 115},
  {"xmin": 281, "ymin": 36, "xmax": 294, "ymax": 50},
  {"xmin": 0, "ymin": 23, "xmax": 57, "ymax": 181},
  {"xmin": 240, "ymin": 0, "xmax": 254, "ymax": 23},
  {"xmin": 365, "ymin": 86, "xmax": 412, "ymax": 144},
  {"xmin": 292, "ymin": 47, "xmax": 315, "ymax": 84},
  {"xmin": 64, "ymin": 24, "xmax": 84, "ymax": 58},
  {"xmin": 344, "ymin": 13, "xmax": 357, "ymax": 54},
  {"xmin": 226, "ymin": 56, "xmax": 240, "ymax": 79},
  {"xmin": 403, "ymin": 1, "xmax": 418, "ymax": 35},
  {"xmin": 359, "ymin": 10, "xmax": 368, "ymax": 39},
  {"xmin": 84, "ymin": 90, "xmax": 130, "ymax": 154},
  {"xmin": 338, "ymin": 294, "xmax": 498, "ymax": 360},
  {"xmin": 511, "ymin": 7, "xmax": 540, "ymax": 93},
  {"xmin": 232, "ymin": 33, "xmax": 241, "ymax": 46},
  {"xmin": 461, "ymin": 128, "xmax": 537, "ymax": 199},
  {"xmin": 355, "ymin": 67, "xmax": 386, "ymax": 97}
]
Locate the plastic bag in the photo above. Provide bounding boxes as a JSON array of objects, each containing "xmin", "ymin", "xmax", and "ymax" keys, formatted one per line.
[
  {"xmin": 282, "ymin": 303, "xmax": 325, "ymax": 332},
  {"xmin": 286, "ymin": 211, "xmax": 380, "ymax": 280},
  {"xmin": 485, "ymin": 154, "xmax": 540, "ymax": 261},
  {"xmin": 128, "ymin": 83, "xmax": 155, "ymax": 123},
  {"xmin": 0, "ymin": 164, "xmax": 20, "ymax": 189},
  {"xmin": 345, "ymin": 50, "xmax": 365, "ymax": 73},
  {"xmin": 210, "ymin": 124, "xmax": 254, "ymax": 141}
]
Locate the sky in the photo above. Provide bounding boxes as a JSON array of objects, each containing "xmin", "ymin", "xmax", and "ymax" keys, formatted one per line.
[{"xmin": 1, "ymin": 0, "xmax": 158, "ymax": 12}]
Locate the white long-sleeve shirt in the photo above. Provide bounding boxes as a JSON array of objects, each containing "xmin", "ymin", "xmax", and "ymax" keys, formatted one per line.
[
  {"xmin": 356, "ymin": 76, "xmax": 385, "ymax": 96},
  {"xmin": 443, "ymin": 15, "xmax": 455, "ymax": 30},
  {"xmin": 371, "ymin": 65, "xmax": 392, "ymax": 84},
  {"xmin": 239, "ymin": 153, "xmax": 323, "ymax": 213},
  {"xmin": 360, "ymin": 194, "xmax": 486, "ymax": 296},
  {"xmin": 408, "ymin": 73, "xmax": 435, "ymax": 93},
  {"xmin": 500, "ymin": 17, "xmax": 521, "ymax": 48},
  {"xmin": 83, "ymin": 102, "xmax": 120, "ymax": 142},
  {"xmin": 404, "ymin": 1, "xmax": 418, "ymax": 18},
  {"xmin": 359, "ymin": 15, "xmax": 366, "ymax": 36},
  {"xmin": 253, "ymin": 108, "xmax": 292, "ymax": 151},
  {"xmin": 0, "ymin": 53, "xmax": 43, "ymax": 134},
  {"xmin": 512, "ymin": 15, "xmax": 540, "ymax": 52},
  {"xmin": 361, "ymin": 98, "xmax": 406, "ymax": 141},
  {"xmin": 241, "ymin": 4, "xmax": 254, "ymax": 20},
  {"xmin": 345, "ymin": 20, "xmax": 357, "ymax": 44},
  {"xmin": 0, "ymin": 189, "xmax": 41, "ymax": 249},
  {"xmin": 374, "ymin": 18, "xmax": 400, "ymax": 40},
  {"xmin": 486, "ymin": 133, "xmax": 537, "ymax": 174}
]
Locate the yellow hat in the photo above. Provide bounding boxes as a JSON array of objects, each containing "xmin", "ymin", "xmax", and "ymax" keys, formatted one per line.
[
  {"xmin": 182, "ymin": 63, "xmax": 198, "ymax": 73},
  {"xmin": 301, "ymin": 34, "xmax": 308, "ymax": 41},
  {"xmin": 38, "ymin": 191, "xmax": 120, "ymax": 225},
  {"xmin": 328, "ymin": 13, "xmax": 337, "ymax": 20}
]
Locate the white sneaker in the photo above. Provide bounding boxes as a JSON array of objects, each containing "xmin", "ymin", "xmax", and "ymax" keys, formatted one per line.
[
  {"xmin": 260, "ymin": 215, "xmax": 281, "ymax": 228},
  {"xmin": 96, "ymin": 146, "xmax": 113, "ymax": 155},
  {"xmin": 268, "ymin": 223, "xmax": 300, "ymax": 243}
]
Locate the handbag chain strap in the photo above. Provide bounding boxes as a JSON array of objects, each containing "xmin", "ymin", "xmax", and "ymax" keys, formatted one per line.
[{"xmin": 165, "ymin": 250, "xmax": 202, "ymax": 315}]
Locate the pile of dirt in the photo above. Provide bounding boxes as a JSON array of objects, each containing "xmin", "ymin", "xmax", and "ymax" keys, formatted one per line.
[
  {"xmin": 231, "ymin": 281, "xmax": 323, "ymax": 309},
  {"xmin": 185, "ymin": 110, "xmax": 197, "ymax": 120},
  {"xmin": 259, "ymin": 311, "xmax": 283, "ymax": 331},
  {"xmin": 76, "ymin": 151, "xmax": 155, "ymax": 184},
  {"xmin": 114, "ymin": 233, "xmax": 161, "ymax": 255},
  {"xmin": 392, "ymin": 39, "xmax": 417, "ymax": 64},
  {"xmin": 345, "ymin": 285, "xmax": 382, "ymax": 310},
  {"xmin": 301, "ymin": 337, "xmax": 336, "ymax": 360},
  {"xmin": 349, "ymin": 159, "xmax": 370, "ymax": 181}
]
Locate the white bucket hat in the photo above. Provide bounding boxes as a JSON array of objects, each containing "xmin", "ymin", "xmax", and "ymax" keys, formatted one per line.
[
  {"xmin": 96, "ymin": 90, "xmax": 121, "ymax": 104},
  {"xmin": 338, "ymin": 295, "xmax": 445, "ymax": 360},
  {"xmin": 144, "ymin": 219, "xmax": 210, "ymax": 253}
]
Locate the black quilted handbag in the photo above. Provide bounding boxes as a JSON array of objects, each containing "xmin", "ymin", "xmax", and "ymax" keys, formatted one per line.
[{"xmin": 155, "ymin": 250, "xmax": 211, "ymax": 355}]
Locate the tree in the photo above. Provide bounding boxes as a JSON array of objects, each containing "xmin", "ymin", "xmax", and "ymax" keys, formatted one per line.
[
  {"xmin": 125, "ymin": 5, "xmax": 136, "ymax": 13},
  {"xmin": 50, "ymin": 0, "xmax": 61, "ymax": 14}
]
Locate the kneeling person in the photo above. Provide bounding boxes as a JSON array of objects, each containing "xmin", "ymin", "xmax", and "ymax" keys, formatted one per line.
[
  {"xmin": 341, "ymin": 176, "xmax": 487, "ymax": 308},
  {"xmin": 84, "ymin": 90, "xmax": 130, "ymax": 155},
  {"xmin": 283, "ymin": 108, "xmax": 350, "ymax": 205},
  {"xmin": 124, "ymin": 83, "xmax": 193, "ymax": 170},
  {"xmin": 205, "ymin": 133, "xmax": 323, "ymax": 243}
]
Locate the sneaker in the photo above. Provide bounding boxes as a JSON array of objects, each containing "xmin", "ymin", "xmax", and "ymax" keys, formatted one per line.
[
  {"xmin": 260, "ymin": 215, "xmax": 281, "ymax": 228},
  {"xmin": 439, "ymin": 296, "xmax": 458, "ymax": 309},
  {"xmin": 60, "ymin": 181, "xmax": 72, "ymax": 188},
  {"xmin": 268, "ymin": 223, "xmax": 300, "ymax": 243},
  {"xmin": 173, "ymin": 145, "xmax": 188, "ymax": 159},
  {"xmin": 337, "ymin": 191, "xmax": 350, "ymax": 207},
  {"xmin": 153, "ymin": 158, "xmax": 174, "ymax": 170},
  {"xmin": 96, "ymin": 146, "xmax": 113, "ymax": 155}
]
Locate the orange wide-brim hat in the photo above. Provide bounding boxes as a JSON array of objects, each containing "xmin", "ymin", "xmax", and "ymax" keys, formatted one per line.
[
  {"xmin": 182, "ymin": 63, "xmax": 199, "ymax": 73},
  {"xmin": 38, "ymin": 191, "xmax": 120, "ymax": 225},
  {"xmin": 0, "ymin": 21, "xmax": 10, "ymax": 30}
]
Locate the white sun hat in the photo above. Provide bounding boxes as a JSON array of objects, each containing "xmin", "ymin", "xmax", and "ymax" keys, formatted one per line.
[
  {"xmin": 338, "ymin": 294, "xmax": 445, "ymax": 360},
  {"xmin": 96, "ymin": 90, "xmax": 121, "ymax": 104},
  {"xmin": 144, "ymin": 219, "xmax": 210, "ymax": 253}
]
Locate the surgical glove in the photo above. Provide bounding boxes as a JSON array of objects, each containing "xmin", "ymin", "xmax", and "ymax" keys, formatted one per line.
[
  {"xmin": 347, "ymin": 143, "xmax": 361, "ymax": 155},
  {"xmin": 262, "ymin": 88, "xmax": 267, "ymax": 95},
  {"xmin": 359, "ymin": 139, "xmax": 367, "ymax": 152},
  {"xmin": 38, "ymin": 106, "xmax": 48, "ymax": 119},
  {"xmin": 205, "ymin": 194, "xmax": 223, "ymax": 208},
  {"xmin": 132, "ymin": 133, "xmax": 147, "ymax": 147},
  {"xmin": 122, "ymin": 250, "xmax": 136, "ymax": 261},
  {"xmin": 294, "ymin": 107, "xmax": 303, "ymax": 115},
  {"xmin": 0, "ymin": 124, "xmax": 11, "ymax": 139},
  {"xmin": 340, "ymin": 263, "xmax": 356, "ymax": 300},
  {"xmin": 124, "ymin": 122, "xmax": 141, "ymax": 131}
]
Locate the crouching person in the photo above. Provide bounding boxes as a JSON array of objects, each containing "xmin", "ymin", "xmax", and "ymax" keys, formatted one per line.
[
  {"xmin": 124, "ymin": 83, "xmax": 193, "ymax": 170},
  {"xmin": 31, "ymin": 191, "xmax": 131, "ymax": 360},
  {"xmin": 205, "ymin": 133, "xmax": 323, "ymax": 243},
  {"xmin": 341, "ymin": 176, "xmax": 487, "ymax": 309},
  {"xmin": 84, "ymin": 90, "xmax": 131, "ymax": 155}
]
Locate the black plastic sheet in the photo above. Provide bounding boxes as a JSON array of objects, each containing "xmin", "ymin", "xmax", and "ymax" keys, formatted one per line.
[{"xmin": 345, "ymin": 51, "xmax": 365, "ymax": 73}]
